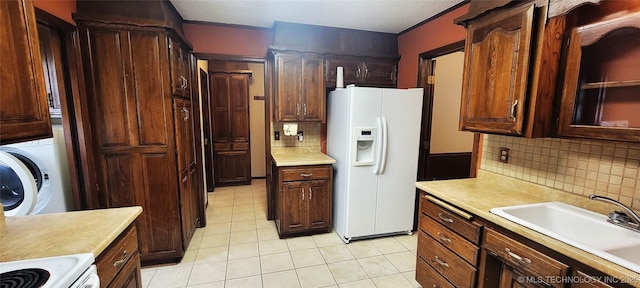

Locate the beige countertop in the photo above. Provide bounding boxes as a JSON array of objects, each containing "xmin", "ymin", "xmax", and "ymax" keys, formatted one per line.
[
  {"xmin": 416, "ymin": 171, "xmax": 640, "ymax": 286},
  {"xmin": 0, "ymin": 206, "xmax": 142, "ymax": 262},
  {"xmin": 271, "ymin": 147, "xmax": 336, "ymax": 166}
]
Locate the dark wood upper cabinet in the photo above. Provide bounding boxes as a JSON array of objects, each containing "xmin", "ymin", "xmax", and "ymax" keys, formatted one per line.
[
  {"xmin": 1, "ymin": 0, "xmax": 52, "ymax": 144},
  {"xmin": 37, "ymin": 23, "xmax": 64, "ymax": 118},
  {"xmin": 169, "ymin": 38, "xmax": 191, "ymax": 98},
  {"xmin": 272, "ymin": 51, "xmax": 326, "ymax": 123},
  {"xmin": 557, "ymin": 0, "xmax": 640, "ymax": 142},
  {"xmin": 325, "ymin": 56, "xmax": 397, "ymax": 88},
  {"xmin": 458, "ymin": 1, "xmax": 561, "ymax": 137}
]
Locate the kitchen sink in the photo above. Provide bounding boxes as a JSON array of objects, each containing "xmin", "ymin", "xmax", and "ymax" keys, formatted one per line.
[{"xmin": 490, "ymin": 202, "xmax": 640, "ymax": 273}]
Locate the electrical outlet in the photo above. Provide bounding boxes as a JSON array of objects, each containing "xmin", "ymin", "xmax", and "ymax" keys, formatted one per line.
[
  {"xmin": 499, "ymin": 147, "xmax": 509, "ymax": 163},
  {"xmin": 274, "ymin": 131, "xmax": 280, "ymax": 140},
  {"xmin": 297, "ymin": 131, "xmax": 304, "ymax": 142}
]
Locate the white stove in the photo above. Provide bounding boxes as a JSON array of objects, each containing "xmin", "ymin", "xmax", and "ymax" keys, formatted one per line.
[{"xmin": 0, "ymin": 253, "xmax": 99, "ymax": 288}]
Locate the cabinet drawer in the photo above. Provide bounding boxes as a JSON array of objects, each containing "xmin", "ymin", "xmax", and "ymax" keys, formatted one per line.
[
  {"xmin": 422, "ymin": 198, "xmax": 481, "ymax": 243},
  {"xmin": 418, "ymin": 231, "xmax": 476, "ymax": 288},
  {"xmin": 97, "ymin": 225, "xmax": 139, "ymax": 288},
  {"xmin": 484, "ymin": 229, "xmax": 568, "ymax": 287},
  {"xmin": 282, "ymin": 166, "xmax": 331, "ymax": 181},
  {"xmin": 416, "ymin": 257, "xmax": 454, "ymax": 288},
  {"xmin": 420, "ymin": 213, "xmax": 479, "ymax": 265}
]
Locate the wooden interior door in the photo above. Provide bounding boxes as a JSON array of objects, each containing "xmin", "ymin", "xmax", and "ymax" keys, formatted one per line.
[
  {"xmin": 200, "ymin": 69, "xmax": 215, "ymax": 192},
  {"xmin": 210, "ymin": 72, "xmax": 251, "ymax": 186}
]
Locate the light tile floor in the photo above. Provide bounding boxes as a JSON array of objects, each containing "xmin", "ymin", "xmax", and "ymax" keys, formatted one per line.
[{"xmin": 141, "ymin": 179, "xmax": 421, "ymax": 288}]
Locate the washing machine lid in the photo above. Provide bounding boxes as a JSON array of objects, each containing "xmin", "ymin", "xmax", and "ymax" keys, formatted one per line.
[{"xmin": 0, "ymin": 151, "xmax": 37, "ymax": 216}]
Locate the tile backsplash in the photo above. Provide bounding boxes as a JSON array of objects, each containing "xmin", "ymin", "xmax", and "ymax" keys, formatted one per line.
[
  {"xmin": 270, "ymin": 122, "xmax": 321, "ymax": 148},
  {"xmin": 481, "ymin": 134, "xmax": 640, "ymax": 209}
]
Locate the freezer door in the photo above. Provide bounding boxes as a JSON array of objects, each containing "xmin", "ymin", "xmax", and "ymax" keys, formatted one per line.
[
  {"xmin": 343, "ymin": 87, "xmax": 382, "ymax": 239},
  {"xmin": 374, "ymin": 88, "xmax": 423, "ymax": 234}
]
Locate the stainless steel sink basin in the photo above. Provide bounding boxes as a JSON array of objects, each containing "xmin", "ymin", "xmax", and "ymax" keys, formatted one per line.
[{"xmin": 490, "ymin": 202, "xmax": 640, "ymax": 273}]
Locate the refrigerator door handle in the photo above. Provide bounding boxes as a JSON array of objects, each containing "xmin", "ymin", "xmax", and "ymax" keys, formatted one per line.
[
  {"xmin": 374, "ymin": 116, "xmax": 383, "ymax": 175},
  {"xmin": 379, "ymin": 116, "xmax": 389, "ymax": 175}
]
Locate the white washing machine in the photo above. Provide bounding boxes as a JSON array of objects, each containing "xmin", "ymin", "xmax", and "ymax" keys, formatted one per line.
[{"xmin": 1, "ymin": 126, "xmax": 73, "ymax": 216}]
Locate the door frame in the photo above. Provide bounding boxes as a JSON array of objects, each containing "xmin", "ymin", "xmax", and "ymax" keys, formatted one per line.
[
  {"xmin": 416, "ymin": 40, "xmax": 481, "ymax": 180},
  {"xmin": 34, "ymin": 8, "xmax": 95, "ymax": 210}
]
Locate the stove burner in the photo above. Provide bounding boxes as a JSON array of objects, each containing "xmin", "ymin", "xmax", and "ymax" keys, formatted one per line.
[{"xmin": 0, "ymin": 268, "xmax": 50, "ymax": 288}]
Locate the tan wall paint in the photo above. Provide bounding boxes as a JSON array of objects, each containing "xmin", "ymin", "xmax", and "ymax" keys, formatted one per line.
[
  {"xmin": 248, "ymin": 63, "xmax": 266, "ymax": 177},
  {"xmin": 430, "ymin": 52, "xmax": 474, "ymax": 154}
]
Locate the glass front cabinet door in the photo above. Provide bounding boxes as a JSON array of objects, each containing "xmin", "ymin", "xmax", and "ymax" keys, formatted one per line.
[{"xmin": 557, "ymin": 1, "xmax": 640, "ymax": 142}]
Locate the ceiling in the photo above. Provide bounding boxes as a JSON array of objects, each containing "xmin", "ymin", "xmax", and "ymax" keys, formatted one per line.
[{"xmin": 170, "ymin": 0, "xmax": 465, "ymax": 34}]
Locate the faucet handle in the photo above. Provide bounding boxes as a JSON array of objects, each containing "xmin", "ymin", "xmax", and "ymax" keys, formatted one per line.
[{"xmin": 609, "ymin": 211, "xmax": 631, "ymax": 224}]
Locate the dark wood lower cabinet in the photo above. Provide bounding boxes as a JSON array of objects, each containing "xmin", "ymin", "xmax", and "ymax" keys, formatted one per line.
[
  {"xmin": 274, "ymin": 164, "xmax": 332, "ymax": 237},
  {"xmin": 416, "ymin": 191, "xmax": 633, "ymax": 288},
  {"xmin": 96, "ymin": 225, "xmax": 142, "ymax": 288}
]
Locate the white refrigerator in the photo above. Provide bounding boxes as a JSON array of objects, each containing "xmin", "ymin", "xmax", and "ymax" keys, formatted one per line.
[{"xmin": 327, "ymin": 86, "xmax": 424, "ymax": 243}]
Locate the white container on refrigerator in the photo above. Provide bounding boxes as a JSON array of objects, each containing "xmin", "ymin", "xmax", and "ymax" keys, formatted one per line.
[{"xmin": 327, "ymin": 86, "xmax": 423, "ymax": 243}]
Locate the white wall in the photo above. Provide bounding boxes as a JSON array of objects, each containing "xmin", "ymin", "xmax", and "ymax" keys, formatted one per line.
[
  {"xmin": 248, "ymin": 63, "xmax": 266, "ymax": 177},
  {"xmin": 430, "ymin": 51, "xmax": 474, "ymax": 154}
]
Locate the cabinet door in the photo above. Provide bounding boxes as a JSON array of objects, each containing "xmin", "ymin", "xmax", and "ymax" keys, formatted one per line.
[
  {"xmin": 325, "ymin": 57, "xmax": 362, "ymax": 85},
  {"xmin": 362, "ymin": 59, "xmax": 397, "ymax": 86},
  {"xmin": 174, "ymin": 99, "xmax": 194, "ymax": 173},
  {"xmin": 301, "ymin": 56, "xmax": 325, "ymax": 122},
  {"xmin": 276, "ymin": 55, "xmax": 302, "ymax": 121},
  {"xmin": 499, "ymin": 264, "xmax": 546, "ymax": 288},
  {"xmin": 306, "ymin": 180, "xmax": 331, "ymax": 230},
  {"xmin": 459, "ymin": 3, "xmax": 535, "ymax": 135},
  {"xmin": 214, "ymin": 150, "xmax": 250, "ymax": 185},
  {"xmin": 169, "ymin": 38, "xmax": 190, "ymax": 98},
  {"xmin": 557, "ymin": 2, "xmax": 640, "ymax": 142},
  {"xmin": 173, "ymin": 99, "xmax": 198, "ymax": 247},
  {"xmin": 79, "ymin": 26, "xmax": 183, "ymax": 262},
  {"xmin": 229, "ymin": 74, "xmax": 250, "ymax": 143},
  {"xmin": 210, "ymin": 73, "xmax": 251, "ymax": 186},
  {"xmin": 0, "ymin": 0, "xmax": 52, "ymax": 143},
  {"xmin": 37, "ymin": 23, "xmax": 65, "ymax": 118},
  {"xmin": 571, "ymin": 271, "xmax": 614, "ymax": 288},
  {"xmin": 280, "ymin": 181, "xmax": 306, "ymax": 234}
]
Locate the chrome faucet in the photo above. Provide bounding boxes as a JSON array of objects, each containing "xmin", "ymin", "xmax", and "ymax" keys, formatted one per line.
[{"xmin": 589, "ymin": 194, "xmax": 640, "ymax": 232}]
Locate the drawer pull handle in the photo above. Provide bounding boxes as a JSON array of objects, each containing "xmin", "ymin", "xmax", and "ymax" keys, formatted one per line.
[
  {"xmin": 301, "ymin": 188, "xmax": 305, "ymax": 200},
  {"xmin": 113, "ymin": 250, "xmax": 129, "ymax": 268},
  {"xmin": 434, "ymin": 256, "xmax": 449, "ymax": 268},
  {"xmin": 436, "ymin": 232, "xmax": 452, "ymax": 243},
  {"xmin": 300, "ymin": 173, "xmax": 313, "ymax": 177},
  {"xmin": 437, "ymin": 213, "xmax": 454, "ymax": 223},
  {"xmin": 505, "ymin": 248, "xmax": 531, "ymax": 265}
]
